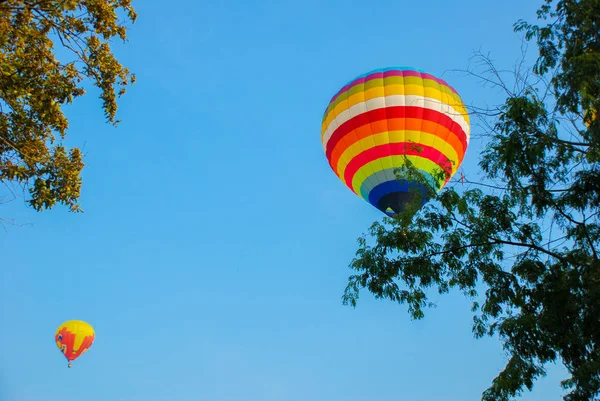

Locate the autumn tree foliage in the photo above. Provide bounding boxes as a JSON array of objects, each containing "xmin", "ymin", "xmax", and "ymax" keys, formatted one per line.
[{"xmin": 0, "ymin": 0, "xmax": 136, "ymax": 213}]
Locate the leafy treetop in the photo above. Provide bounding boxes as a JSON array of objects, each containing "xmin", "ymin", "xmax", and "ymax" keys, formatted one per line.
[{"xmin": 0, "ymin": 0, "xmax": 136, "ymax": 213}]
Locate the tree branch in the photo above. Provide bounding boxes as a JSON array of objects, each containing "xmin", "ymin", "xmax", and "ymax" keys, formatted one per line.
[{"xmin": 449, "ymin": 214, "xmax": 568, "ymax": 263}]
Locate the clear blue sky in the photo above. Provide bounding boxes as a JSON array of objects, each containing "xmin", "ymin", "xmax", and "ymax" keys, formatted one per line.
[{"xmin": 0, "ymin": 1, "xmax": 569, "ymax": 400}]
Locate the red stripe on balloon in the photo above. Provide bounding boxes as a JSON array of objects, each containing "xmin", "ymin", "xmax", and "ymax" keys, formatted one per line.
[{"xmin": 325, "ymin": 106, "xmax": 467, "ymax": 163}]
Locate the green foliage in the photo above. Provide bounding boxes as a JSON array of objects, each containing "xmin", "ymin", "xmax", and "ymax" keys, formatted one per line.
[
  {"xmin": 343, "ymin": 1, "xmax": 600, "ymax": 400},
  {"xmin": 0, "ymin": 0, "xmax": 136, "ymax": 212}
]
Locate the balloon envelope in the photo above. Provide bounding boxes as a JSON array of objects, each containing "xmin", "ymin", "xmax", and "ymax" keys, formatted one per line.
[
  {"xmin": 55, "ymin": 320, "xmax": 95, "ymax": 366},
  {"xmin": 321, "ymin": 67, "xmax": 470, "ymax": 217}
]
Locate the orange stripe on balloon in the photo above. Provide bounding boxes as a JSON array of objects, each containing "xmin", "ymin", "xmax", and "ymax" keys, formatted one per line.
[
  {"xmin": 324, "ymin": 106, "xmax": 467, "ymax": 163},
  {"xmin": 328, "ymin": 117, "xmax": 466, "ymax": 177}
]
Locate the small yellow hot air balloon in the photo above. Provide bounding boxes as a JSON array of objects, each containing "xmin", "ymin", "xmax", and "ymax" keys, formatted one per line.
[{"xmin": 55, "ymin": 320, "xmax": 95, "ymax": 368}]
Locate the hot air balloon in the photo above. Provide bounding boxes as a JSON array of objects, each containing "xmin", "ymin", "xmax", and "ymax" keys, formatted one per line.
[
  {"xmin": 55, "ymin": 320, "xmax": 95, "ymax": 368},
  {"xmin": 321, "ymin": 67, "xmax": 470, "ymax": 217}
]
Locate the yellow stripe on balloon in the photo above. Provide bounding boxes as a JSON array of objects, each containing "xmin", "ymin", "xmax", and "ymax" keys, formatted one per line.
[
  {"xmin": 336, "ymin": 130, "xmax": 460, "ymax": 185},
  {"xmin": 323, "ymin": 75, "xmax": 461, "ymax": 121}
]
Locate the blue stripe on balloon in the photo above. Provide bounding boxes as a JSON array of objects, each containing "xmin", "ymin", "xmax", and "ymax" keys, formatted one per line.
[
  {"xmin": 341, "ymin": 66, "xmax": 422, "ymax": 87},
  {"xmin": 358, "ymin": 167, "xmax": 439, "ymax": 201},
  {"xmin": 367, "ymin": 180, "xmax": 429, "ymax": 213}
]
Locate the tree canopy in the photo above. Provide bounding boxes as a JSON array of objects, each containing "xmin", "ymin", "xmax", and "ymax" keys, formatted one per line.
[
  {"xmin": 342, "ymin": 1, "xmax": 600, "ymax": 400},
  {"xmin": 0, "ymin": 0, "xmax": 136, "ymax": 214}
]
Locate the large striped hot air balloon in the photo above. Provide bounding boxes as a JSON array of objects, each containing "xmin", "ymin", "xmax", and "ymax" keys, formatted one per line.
[
  {"xmin": 321, "ymin": 67, "xmax": 470, "ymax": 217},
  {"xmin": 55, "ymin": 320, "xmax": 95, "ymax": 368}
]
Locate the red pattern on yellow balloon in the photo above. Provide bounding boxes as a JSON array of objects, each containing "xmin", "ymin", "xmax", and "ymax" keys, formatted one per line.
[{"xmin": 55, "ymin": 320, "xmax": 95, "ymax": 367}]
